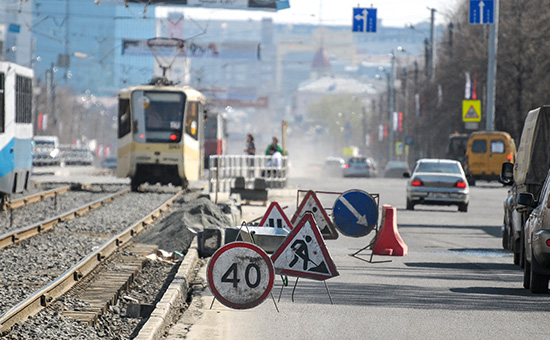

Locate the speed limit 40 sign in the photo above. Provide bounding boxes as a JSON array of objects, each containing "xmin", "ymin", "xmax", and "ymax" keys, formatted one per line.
[{"xmin": 207, "ymin": 242, "xmax": 275, "ymax": 309}]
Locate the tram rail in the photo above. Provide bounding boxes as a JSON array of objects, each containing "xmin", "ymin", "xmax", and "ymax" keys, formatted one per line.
[
  {"xmin": 0, "ymin": 189, "xmax": 186, "ymax": 334},
  {"xmin": 2, "ymin": 185, "xmax": 71, "ymax": 211},
  {"xmin": 0, "ymin": 188, "xmax": 130, "ymax": 250}
]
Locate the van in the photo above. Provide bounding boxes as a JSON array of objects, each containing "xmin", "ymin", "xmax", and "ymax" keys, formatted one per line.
[{"xmin": 465, "ymin": 130, "xmax": 516, "ymax": 185}]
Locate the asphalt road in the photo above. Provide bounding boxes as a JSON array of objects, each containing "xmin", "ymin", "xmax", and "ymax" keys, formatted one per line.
[{"xmin": 172, "ymin": 176, "xmax": 550, "ymax": 340}]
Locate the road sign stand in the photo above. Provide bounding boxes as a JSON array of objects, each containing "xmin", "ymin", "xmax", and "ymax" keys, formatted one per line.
[
  {"xmin": 333, "ymin": 190, "xmax": 379, "ymax": 237},
  {"xmin": 272, "ymin": 213, "xmax": 338, "ymax": 304},
  {"xmin": 208, "ymin": 233, "xmax": 281, "ymax": 312},
  {"xmin": 209, "ymin": 291, "xmax": 280, "ymax": 312},
  {"xmin": 348, "ymin": 203, "xmax": 392, "ymax": 264},
  {"xmin": 348, "ymin": 226, "xmax": 392, "ymax": 264},
  {"xmin": 275, "ymin": 276, "xmax": 334, "ymax": 305}
]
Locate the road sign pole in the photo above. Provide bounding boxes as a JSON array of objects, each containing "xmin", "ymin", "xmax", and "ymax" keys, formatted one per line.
[{"xmin": 486, "ymin": 0, "xmax": 499, "ymax": 131}]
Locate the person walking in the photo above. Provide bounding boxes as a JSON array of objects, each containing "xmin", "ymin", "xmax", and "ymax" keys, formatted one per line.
[
  {"xmin": 245, "ymin": 134, "xmax": 256, "ymax": 156},
  {"xmin": 245, "ymin": 134, "xmax": 256, "ymax": 177}
]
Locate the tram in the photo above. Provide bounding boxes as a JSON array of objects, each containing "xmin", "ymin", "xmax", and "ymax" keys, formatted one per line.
[
  {"xmin": 116, "ymin": 78, "xmax": 206, "ymax": 191},
  {"xmin": 0, "ymin": 62, "xmax": 33, "ymax": 201}
]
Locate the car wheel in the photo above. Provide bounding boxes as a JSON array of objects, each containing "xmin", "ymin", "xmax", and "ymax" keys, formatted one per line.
[
  {"xmin": 523, "ymin": 258, "xmax": 531, "ymax": 289},
  {"xmin": 513, "ymin": 251, "xmax": 520, "ymax": 265},
  {"xmin": 406, "ymin": 199, "xmax": 414, "ymax": 210},
  {"xmin": 519, "ymin": 232, "xmax": 525, "ymax": 269},
  {"xmin": 530, "ymin": 254, "xmax": 550, "ymax": 294},
  {"xmin": 502, "ymin": 226, "xmax": 509, "ymax": 250},
  {"xmin": 458, "ymin": 203, "xmax": 468, "ymax": 212}
]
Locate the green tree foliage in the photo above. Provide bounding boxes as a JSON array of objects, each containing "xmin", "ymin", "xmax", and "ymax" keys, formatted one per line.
[{"xmin": 307, "ymin": 94, "xmax": 368, "ymax": 150}]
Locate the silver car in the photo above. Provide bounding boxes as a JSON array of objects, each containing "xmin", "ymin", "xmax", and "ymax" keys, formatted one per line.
[
  {"xmin": 519, "ymin": 169, "xmax": 550, "ymax": 293},
  {"xmin": 343, "ymin": 156, "xmax": 377, "ymax": 178},
  {"xmin": 405, "ymin": 159, "xmax": 470, "ymax": 212}
]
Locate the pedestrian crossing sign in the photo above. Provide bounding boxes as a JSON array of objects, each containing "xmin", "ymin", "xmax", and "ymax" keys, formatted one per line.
[
  {"xmin": 271, "ymin": 213, "xmax": 339, "ymax": 281},
  {"xmin": 462, "ymin": 100, "xmax": 481, "ymax": 122}
]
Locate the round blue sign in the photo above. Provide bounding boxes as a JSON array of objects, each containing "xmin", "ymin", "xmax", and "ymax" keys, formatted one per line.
[{"xmin": 332, "ymin": 190, "xmax": 378, "ymax": 237}]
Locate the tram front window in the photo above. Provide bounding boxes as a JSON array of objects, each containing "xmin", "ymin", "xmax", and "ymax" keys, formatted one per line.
[{"xmin": 132, "ymin": 91, "xmax": 186, "ymax": 143}]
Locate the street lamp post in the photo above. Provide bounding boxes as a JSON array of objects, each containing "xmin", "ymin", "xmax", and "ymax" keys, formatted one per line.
[
  {"xmin": 389, "ymin": 51, "xmax": 396, "ymax": 161},
  {"xmin": 406, "ymin": 7, "xmax": 436, "ymax": 80},
  {"xmin": 428, "ymin": 7, "xmax": 436, "ymax": 79},
  {"xmin": 378, "ymin": 50, "xmax": 397, "ymax": 162}
]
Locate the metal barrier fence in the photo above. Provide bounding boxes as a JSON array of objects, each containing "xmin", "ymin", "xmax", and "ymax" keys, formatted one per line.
[{"xmin": 208, "ymin": 155, "xmax": 288, "ymax": 192}]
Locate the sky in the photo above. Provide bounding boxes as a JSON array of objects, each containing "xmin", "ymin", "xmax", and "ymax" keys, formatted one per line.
[{"xmin": 157, "ymin": 0, "xmax": 461, "ymax": 28}]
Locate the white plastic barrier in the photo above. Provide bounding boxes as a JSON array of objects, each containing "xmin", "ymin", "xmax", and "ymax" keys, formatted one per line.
[{"xmin": 208, "ymin": 155, "xmax": 288, "ymax": 192}]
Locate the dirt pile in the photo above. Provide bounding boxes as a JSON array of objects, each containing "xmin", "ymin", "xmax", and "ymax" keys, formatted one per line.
[{"xmin": 136, "ymin": 197, "xmax": 232, "ymax": 253}]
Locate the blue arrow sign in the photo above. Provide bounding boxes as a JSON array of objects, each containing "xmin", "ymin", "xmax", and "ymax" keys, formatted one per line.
[
  {"xmin": 469, "ymin": 0, "xmax": 494, "ymax": 24},
  {"xmin": 352, "ymin": 8, "xmax": 377, "ymax": 33},
  {"xmin": 332, "ymin": 190, "xmax": 378, "ymax": 237}
]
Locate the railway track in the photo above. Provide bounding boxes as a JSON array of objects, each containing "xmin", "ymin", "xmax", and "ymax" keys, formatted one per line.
[
  {"xmin": 0, "ymin": 188, "xmax": 130, "ymax": 250},
  {"xmin": 0, "ymin": 187, "xmax": 190, "ymax": 336},
  {"xmin": 2, "ymin": 185, "xmax": 71, "ymax": 211}
]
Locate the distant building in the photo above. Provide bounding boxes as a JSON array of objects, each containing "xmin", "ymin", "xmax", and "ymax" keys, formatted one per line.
[
  {"xmin": 0, "ymin": 0, "xmax": 33, "ymax": 66},
  {"xmin": 292, "ymin": 75, "xmax": 378, "ymax": 122}
]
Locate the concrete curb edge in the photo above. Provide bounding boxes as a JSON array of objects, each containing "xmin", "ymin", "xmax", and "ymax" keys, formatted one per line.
[{"xmin": 134, "ymin": 236, "xmax": 200, "ymax": 340}]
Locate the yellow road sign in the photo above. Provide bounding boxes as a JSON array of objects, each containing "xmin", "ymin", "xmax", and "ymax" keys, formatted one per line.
[{"xmin": 462, "ymin": 100, "xmax": 481, "ymax": 122}]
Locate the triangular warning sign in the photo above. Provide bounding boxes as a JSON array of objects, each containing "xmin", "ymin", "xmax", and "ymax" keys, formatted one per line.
[
  {"xmin": 291, "ymin": 190, "xmax": 339, "ymax": 239},
  {"xmin": 271, "ymin": 213, "xmax": 339, "ymax": 281},
  {"xmin": 465, "ymin": 105, "xmax": 479, "ymax": 119},
  {"xmin": 259, "ymin": 202, "xmax": 293, "ymax": 231}
]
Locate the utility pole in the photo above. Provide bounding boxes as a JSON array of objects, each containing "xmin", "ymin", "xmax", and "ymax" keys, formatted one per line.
[
  {"xmin": 389, "ymin": 50, "xmax": 396, "ymax": 161},
  {"xmin": 428, "ymin": 7, "xmax": 436, "ymax": 79},
  {"xmin": 45, "ymin": 63, "xmax": 56, "ymax": 133},
  {"xmin": 64, "ymin": 0, "xmax": 70, "ymax": 84},
  {"xmin": 486, "ymin": 0, "xmax": 499, "ymax": 131}
]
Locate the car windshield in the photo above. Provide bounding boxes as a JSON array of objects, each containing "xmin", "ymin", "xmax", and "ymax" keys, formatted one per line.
[
  {"xmin": 349, "ymin": 157, "xmax": 367, "ymax": 163},
  {"xmin": 416, "ymin": 162, "xmax": 461, "ymax": 174}
]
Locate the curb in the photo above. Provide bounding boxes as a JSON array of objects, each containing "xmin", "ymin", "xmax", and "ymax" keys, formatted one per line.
[{"xmin": 134, "ymin": 237, "xmax": 200, "ymax": 340}]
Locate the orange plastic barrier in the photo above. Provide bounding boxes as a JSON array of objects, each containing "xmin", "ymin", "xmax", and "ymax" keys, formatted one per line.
[{"xmin": 373, "ymin": 205, "xmax": 408, "ymax": 256}]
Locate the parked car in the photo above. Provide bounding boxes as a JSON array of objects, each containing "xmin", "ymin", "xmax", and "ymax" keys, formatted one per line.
[
  {"xmin": 343, "ymin": 156, "xmax": 377, "ymax": 178},
  {"xmin": 465, "ymin": 130, "xmax": 516, "ymax": 185},
  {"xmin": 383, "ymin": 161, "xmax": 410, "ymax": 178},
  {"xmin": 323, "ymin": 157, "xmax": 345, "ymax": 177},
  {"xmin": 405, "ymin": 159, "xmax": 470, "ymax": 212},
  {"xmin": 101, "ymin": 157, "xmax": 117, "ymax": 170},
  {"xmin": 519, "ymin": 169, "xmax": 550, "ymax": 293},
  {"xmin": 500, "ymin": 106, "xmax": 550, "ymax": 266}
]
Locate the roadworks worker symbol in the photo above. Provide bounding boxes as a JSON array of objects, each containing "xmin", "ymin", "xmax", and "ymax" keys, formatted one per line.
[
  {"xmin": 291, "ymin": 190, "xmax": 339, "ymax": 239},
  {"xmin": 271, "ymin": 213, "xmax": 339, "ymax": 281},
  {"xmin": 462, "ymin": 100, "xmax": 481, "ymax": 122},
  {"xmin": 258, "ymin": 202, "xmax": 293, "ymax": 231}
]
